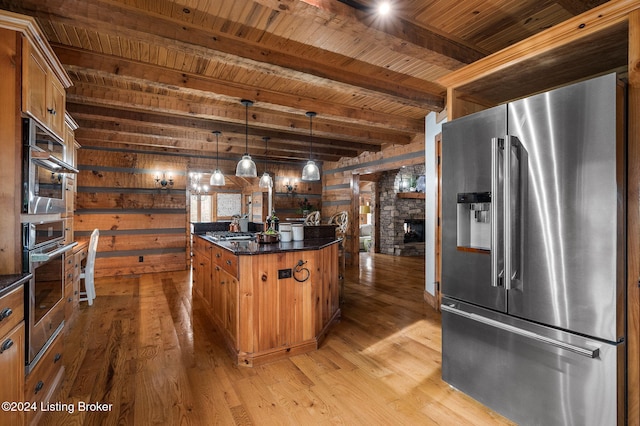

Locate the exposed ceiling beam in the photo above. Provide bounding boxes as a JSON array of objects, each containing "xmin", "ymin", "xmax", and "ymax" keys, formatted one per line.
[{"xmin": 23, "ymin": 0, "xmax": 446, "ymax": 109}]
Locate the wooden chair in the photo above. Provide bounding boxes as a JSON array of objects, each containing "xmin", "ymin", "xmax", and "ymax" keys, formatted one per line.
[
  {"xmin": 328, "ymin": 211, "xmax": 349, "ymax": 236},
  {"xmin": 79, "ymin": 229, "xmax": 99, "ymax": 306},
  {"xmin": 327, "ymin": 211, "xmax": 349, "ymax": 298},
  {"xmin": 304, "ymin": 210, "xmax": 320, "ymax": 225}
]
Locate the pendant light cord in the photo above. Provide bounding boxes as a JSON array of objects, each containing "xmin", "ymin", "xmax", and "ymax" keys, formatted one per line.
[
  {"xmin": 306, "ymin": 111, "xmax": 316, "ymax": 161},
  {"xmin": 245, "ymin": 102, "xmax": 249, "ymax": 154},
  {"xmin": 263, "ymin": 136, "xmax": 269, "ymax": 172},
  {"xmin": 214, "ymin": 131, "xmax": 220, "ymax": 168},
  {"xmin": 309, "ymin": 114, "xmax": 313, "ymax": 159}
]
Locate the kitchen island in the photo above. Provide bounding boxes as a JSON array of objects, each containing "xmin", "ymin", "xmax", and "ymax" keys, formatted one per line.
[{"xmin": 192, "ymin": 234, "xmax": 341, "ymax": 366}]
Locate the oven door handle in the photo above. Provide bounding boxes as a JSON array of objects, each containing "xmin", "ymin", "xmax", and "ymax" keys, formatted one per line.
[{"xmin": 30, "ymin": 242, "xmax": 77, "ymax": 262}]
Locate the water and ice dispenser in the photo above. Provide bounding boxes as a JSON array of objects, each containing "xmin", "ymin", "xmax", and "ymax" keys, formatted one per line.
[{"xmin": 457, "ymin": 192, "xmax": 491, "ymax": 251}]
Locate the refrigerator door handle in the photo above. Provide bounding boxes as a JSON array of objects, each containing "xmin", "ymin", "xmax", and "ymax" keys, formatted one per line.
[
  {"xmin": 504, "ymin": 135, "xmax": 524, "ymax": 290},
  {"xmin": 490, "ymin": 137, "xmax": 504, "ymax": 287},
  {"xmin": 441, "ymin": 303, "xmax": 600, "ymax": 359}
]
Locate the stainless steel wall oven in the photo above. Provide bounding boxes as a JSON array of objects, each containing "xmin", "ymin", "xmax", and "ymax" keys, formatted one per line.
[
  {"xmin": 22, "ymin": 118, "xmax": 78, "ymax": 215},
  {"xmin": 22, "ymin": 219, "xmax": 76, "ymax": 372}
]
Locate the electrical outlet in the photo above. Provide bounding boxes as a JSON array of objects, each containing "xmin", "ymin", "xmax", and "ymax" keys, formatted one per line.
[
  {"xmin": 139, "ymin": 256, "xmax": 144, "ymax": 262},
  {"xmin": 278, "ymin": 268, "xmax": 292, "ymax": 279}
]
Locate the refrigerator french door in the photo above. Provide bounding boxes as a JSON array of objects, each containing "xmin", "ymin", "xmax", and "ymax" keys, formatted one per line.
[{"xmin": 441, "ymin": 73, "xmax": 625, "ymax": 426}]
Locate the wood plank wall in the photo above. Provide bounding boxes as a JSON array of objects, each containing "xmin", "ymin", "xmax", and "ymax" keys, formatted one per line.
[
  {"xmin": 322, "ymin": 137, "xmax": 425, "ymax": 268},
  {"xmin": 74, "ymin": 143, "xmax": 321, "ymax": 278},
  {"xmin": 74, "ymin": 146, "xmax": 190, "ymax": 278}
]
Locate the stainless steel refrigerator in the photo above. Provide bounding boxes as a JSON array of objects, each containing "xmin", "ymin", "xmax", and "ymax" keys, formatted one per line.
[{"xmin": 441, "ymin": 73, "xmax": 626, "ymax": 426}]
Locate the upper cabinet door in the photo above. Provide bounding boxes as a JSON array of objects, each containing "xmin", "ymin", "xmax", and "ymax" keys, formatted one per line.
[
  {"xmin": 47, "ymin": 76, "xmax": 66, "ymax": 138},
  {"xmin": 22, "ymin": 39, "xmax": 66, "ymax": 140},
  {"xmin": 23, "ymin": 42, "xmax": 48, "ymax": 124}
]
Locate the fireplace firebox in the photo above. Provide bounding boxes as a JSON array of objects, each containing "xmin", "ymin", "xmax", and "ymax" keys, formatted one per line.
[{"xmin": 404, "ymin": 219, "xmax": 425, "ymax": 243}]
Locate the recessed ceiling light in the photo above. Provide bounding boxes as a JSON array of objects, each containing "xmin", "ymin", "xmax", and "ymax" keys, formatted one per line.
[{"xmin": 378, "ymin": 1, "xmax": 391, "ymax": 15}]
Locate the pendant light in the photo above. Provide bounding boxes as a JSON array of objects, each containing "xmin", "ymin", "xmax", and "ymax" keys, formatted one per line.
[
  {"xmin": 209, "ymin": 130, "xmax": 225, "ymax": 186},
  {"xmin": 258, "ymin": 136, "xmax": 273, "ymax": 188},
  {"xmin": 301, "ymin": 111, "xmax": 320, "ymax": 181},
  {"xmin": 236, "ymin": 99, "xmax": 257, "ymax": 177}
]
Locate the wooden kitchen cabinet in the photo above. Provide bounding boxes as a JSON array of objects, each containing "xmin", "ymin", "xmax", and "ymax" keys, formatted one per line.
[
  {"xmin": 64, "ymin": 243, "xmax": 87, "ymax": 334},
  {"xmin": 192, "ymin": 235, "xmax": 340, "ymax": 366},
  {"xmin": 24, "ymin": 331, "xmax": 64, "ymax": 426},
  {"xmin": 224, "ymin": 271, "xmax": 238, "ymax": 344},
  {"xmin": 64, "ymin": 113, "xmax": 79, "ymax": 179},
  {"xmin": 0, "ymin": 284, "xmax": 26, "ymax": 426},
  {"xmin": 211, "ymin": 265, "xmax": 223, "ymax": 325},
  {"xmin": 22, "ymin": 39, "xmax": 66, "ymax": 139},
  {"xmin": 0, "ymin": 323, "xmax": 25, "ymax": 426},
  {"xmin": 192, "ymin": 237, "xmax": 211, "ymax": 302}
]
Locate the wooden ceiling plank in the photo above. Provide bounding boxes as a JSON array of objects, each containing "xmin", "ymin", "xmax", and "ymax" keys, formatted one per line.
[
  {"xmin": 75, "ymin": 131, "xmax": 348, "ymax": 162},
  {"xmin": 20, "ymin": 0, "xmax": 446, "ymax": 108},
  {"xmin": 55, "ymin": 45, "xmax": 426, "ymax": 134},
  {"xmin": 70, "ymin": 106, "xmax": 384, "ymax": 155},
  {"xmin": 302, "ymin": 0, "xmax": 486, "ymax": 64},
  {"xmin": 65, "ymin": 86, "xmax": 410, "ymax": 146}
]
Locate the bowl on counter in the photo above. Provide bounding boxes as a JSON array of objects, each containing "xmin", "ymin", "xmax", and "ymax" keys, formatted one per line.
[{"xmin": 256, "ymin": 232, "xmax": 280, "ymax": 244}]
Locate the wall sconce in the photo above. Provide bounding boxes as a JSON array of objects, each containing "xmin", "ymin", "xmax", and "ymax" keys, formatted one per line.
[
  {"xmin": 155, "ymin": 171, "xmax": 174, "ymax": 190},
  {"xmin": 283, "ymin": 179, "xmax": 297, "ymax": 194}
]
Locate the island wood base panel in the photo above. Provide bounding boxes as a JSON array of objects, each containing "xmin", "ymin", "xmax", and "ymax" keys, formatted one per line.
[{"xmin": 236, "ymin": 308, "xmax": 341, "ymax": 367}]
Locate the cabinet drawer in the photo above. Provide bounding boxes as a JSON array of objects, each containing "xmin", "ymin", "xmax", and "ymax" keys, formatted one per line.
[
  {"xmin": 0, "ymin": 286, "xmax": 25, "ymax": 340},
  {"xmin": 25, "ymin": 330, "xmax": 64, "ymax": 404},
  {"xmin": 193, "ymin": 236, "xmax": 211, "ymax": 256},
  {"xmin": 65, "ymin": 253, "xmax": 74, "ymax": 274},
  {"xmin": 219, "ymin": 249, "xmax": 238, "ymax": 278}
]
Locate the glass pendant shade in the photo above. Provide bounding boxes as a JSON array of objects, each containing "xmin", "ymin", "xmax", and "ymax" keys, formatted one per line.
[
  {"xmin": 210, "ymin": 130, "xmax": 225, "ymax": 186},
  {"xmin": 259, "ymin": 171, "xmax": 273, "ymax": 188},
  {"xmin": 259, "ymin": 136, "xmax": 272, "ymax": 188},
  {"xmin": 237, "ymin": 99, "xmax": 257, "ymax": 177},
  {"xmin": 302, "ymin": 160, "xmax": 320, "ymax": 181},
  {"xmin": 210, "ymin": 169, "xmax": 225, "ymax": 186},
  {"xmin": 236, "ymin": 154, "xmax": 257, "ymax": 177},
  {"xmin": 302, "ymin": 111, "xmax": 320, "ymax": 181}
]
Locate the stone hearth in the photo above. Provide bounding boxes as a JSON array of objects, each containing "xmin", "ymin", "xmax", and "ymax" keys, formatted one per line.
[{"xmin": 378, "ymin": 165, "xmax": 426, "ymax": 257}]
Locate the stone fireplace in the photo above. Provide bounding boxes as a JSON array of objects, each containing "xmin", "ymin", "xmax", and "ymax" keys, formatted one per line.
[{"xmin": 378, "ymin": 165, "xmax": 426, "ymax": 256}]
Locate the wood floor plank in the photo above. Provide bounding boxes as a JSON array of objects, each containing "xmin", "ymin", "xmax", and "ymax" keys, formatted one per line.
[{"xmin": 40, "ymin": 254, "xmax": 515, "ymax": 425}]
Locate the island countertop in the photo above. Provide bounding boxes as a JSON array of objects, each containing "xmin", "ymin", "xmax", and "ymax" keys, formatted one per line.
[{"xmin": 196, "ymin": 234, "xmax": 341, "ymax": 255}]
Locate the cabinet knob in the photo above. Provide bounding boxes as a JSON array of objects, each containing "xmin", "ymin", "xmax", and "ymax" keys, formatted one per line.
[
  {"xmin": 54, "ymin": 353, "xmax": 62, "ymax": 363},
  {"xmin": 216, "ymin": 253, "xmax": 221, "ymax": 258},
  {"xmin": 226, "ymin": 260, "xmax": 232, "ymax": 266},
  {"xmin": 0, "ymin": 338, "xmax": 13, "ymax": 353},
  {"xmin": 34, "ymin": 381, "xmax": 44, "ymax": 394},
  {"xmin": 47, "ymin": 107, "xmax": 56, "ymax": 115},
  {"xmin": 0, "ymin": 307, "xmax": 12, "ymax": 321}
]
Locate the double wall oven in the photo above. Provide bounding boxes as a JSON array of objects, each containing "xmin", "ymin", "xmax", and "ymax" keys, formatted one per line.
[
  {"xmin": 21, "ymin": 117, "xmax": 78, "ymax": 373},
  {"xmin": 22, "ymin": 117, "xmax": 78, "ymax": 215},
  {"xmin": 22, "ymin": 220, "xmax": 76, "ymax": 373}
]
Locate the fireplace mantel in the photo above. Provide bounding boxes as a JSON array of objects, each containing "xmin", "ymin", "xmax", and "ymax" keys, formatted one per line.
[{"xmin": 397, "ymin": 192, "xmax": 425, "ymax": 199}]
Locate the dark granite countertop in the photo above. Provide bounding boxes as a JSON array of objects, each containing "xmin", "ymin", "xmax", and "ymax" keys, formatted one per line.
[
  {"xmin": 0, "ymin": 273, "xmax": 31, "ymax": 297},
  {"xmin": 197, "ymin": 234, "xmax": 340, "ymax": 255}
]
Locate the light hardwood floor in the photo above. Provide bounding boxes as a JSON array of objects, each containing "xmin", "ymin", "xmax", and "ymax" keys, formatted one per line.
[{"xmin": 40, "ymin": 253, "xmax": 514, "ymax": 425}]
